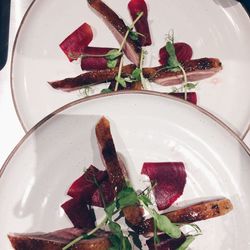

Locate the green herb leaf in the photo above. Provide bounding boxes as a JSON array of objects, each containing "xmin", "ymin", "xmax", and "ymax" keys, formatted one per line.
[
  {"xmin": 123, "ymin": 77, "xmax": 133, "ymax": 83},
  {"xmin": 109, "ymin": 235, "xmax": 121, "ymax": 250},
  {"xmin": 107, "ymin": 59, "xmax": 118, "ymax": 69},
  {"xmin": 129, "ymin": 30, "xmax": 139, "ymax": 41},
  {"xmin": 187, "ymin": 223, "xmax": 202, "ymax": 234},
  {"xmin": 131, "ymin": 68, "xmax": 142, "ymax": 81},
  {"xmin": 177, "ymin": 235, "xmax": 195, "ymax": 250},
  {"xmin": 117, "ymin": 187, "xmax": 138, "ymax": 209},
  {"xmin": 115, "ymin": 76, "xmax": 127, "ymax": 88},
  {"xmin": 105, "ymin": 49, "xmax": 122, "ymax": 60},
  {"xmin": 123, "ymin": 237, "xmax": 132, "ymax": 250},
  {"xmin": 165, "ymin": 41, "xmax": 181, "ymax": 71},
  {"xmin": 153, "ymin": 211, "xmax": 181, "ymax": 239},
  {"xmin": 138, "ymin": 194, "xmax": 152, "ymax": 207},
  {"xmin": 108, "ymin": 222, "xmax": 132, "ymax": 250},
  {"xmin": 81, "ymin": 234, "xmax": 95, "ymax": 240},
  {"xmin": 184, "ymin": 82, "xmax": 198, "ymax": 91},
  {"xmin": 108, "ymin": 221, "xmax": 123, "ymax": 238},
  {"xmin": 101, "ymin": 88, "xmax": 112, "ymax": 94},
  {"xmin": 105, "ymin": 201, "xmax": 116, "ymax": 219},
  {"xmin": 128, "ymin": 231, "xmax": 142, "ymax": 250},
  {"xmin": 153, "ymin": 219, "xmax": 160, "ymax": 245}
]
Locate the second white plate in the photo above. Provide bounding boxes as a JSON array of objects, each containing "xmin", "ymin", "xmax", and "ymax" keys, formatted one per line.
[{"xmin": 0, "ymin": 92, "xmax": 249, "ymax": 249}]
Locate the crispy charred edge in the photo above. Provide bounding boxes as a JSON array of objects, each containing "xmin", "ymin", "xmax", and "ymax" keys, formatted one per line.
[
  {"xmin": 8, "ymin": 229, "xmax": 111, "ymax": 250},
  {"xmin": 87, "ymin": 0, "xmax": 141, "ymax": 65},
  {"xmin": 135, "ymin": 198, "xmax": 233, "ymax": 236},
  {"xmin": 95, "ymin": 117, "xmax": 126, "ymax": 192},
  {"xmin": 48, "ymin": 58, "xmax": 222, "ymax": 91},
  {"xmin": 48, "ymin": 64, "xmax": 136, "ymax": 91},
  {"xmin": 145, "ymin": 57, "xmax": 223, "ymax": 80},
  {"xmin": 95, "ymin": 117, "xmax": 144, "ymax": 225}
]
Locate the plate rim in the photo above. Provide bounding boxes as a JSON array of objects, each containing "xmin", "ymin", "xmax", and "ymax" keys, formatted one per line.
[
  {"xmin": 10, "ymin": 0, "xmax": 250, "ymax": 142},
  {"xmin": 1, "ymin": 90, "xmax": 249, "ymax": 179}
]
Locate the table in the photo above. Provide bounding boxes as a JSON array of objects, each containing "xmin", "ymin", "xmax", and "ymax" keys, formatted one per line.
[{"xmin": 0, "ymin": 0, "xmax": 249, "ymax": 168}]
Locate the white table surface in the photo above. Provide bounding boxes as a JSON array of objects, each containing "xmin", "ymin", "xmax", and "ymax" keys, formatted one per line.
[{"xmin": 0, "ymin": 0, "xmax": 249, "ymax": 169}]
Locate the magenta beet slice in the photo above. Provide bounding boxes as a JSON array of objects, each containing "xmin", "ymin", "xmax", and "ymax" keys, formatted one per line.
[
  {"xmin": 169, "ymin": 92, "xmax": 197, "ymax": 105},
  {"xmin": 91, "ymin": 179, "xmax": 115, "ymax": 207},
  {"xmin": 159, "ymin": 42, "xmax": 193, "ymax": 65},
  {"xmin": 67, "ymin": 165, "xmax": 108, "ymax": 201},
  {"xmin": 59, "ymin": 23, "xmax": 93, "ymax": 62},
  {"xmin": 146, "ymin": 233, "xmax": 186, "ymax": 250},
  {"xmin": 61, "ymin": 198, "xmax": 96, "ymax": 229},
  {"xmin": 81, "ymin": 46, "xmax": 120, "ymax": 70},
  {"xmin": 141, "ymin": 162, "xmax": 186, "ymax": 210},
  {"xmin": 128, "ymin": 0, "xmax": 152, "ymax": 46}
]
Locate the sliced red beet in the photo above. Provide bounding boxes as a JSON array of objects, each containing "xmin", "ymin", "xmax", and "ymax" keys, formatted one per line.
[
  {"xmin": 169, "ymin": 92, "xmax": 197, "ymax": 105},
  {"xmin": 91, "ymin": 179, "xmax": 115, "ymax": 207},
  {"xmin": 128, "ymin": 0, "xmax": 152, "ymax": 46},
  {"xmin": 67, "ymin": 165, "xmax": 108, "ymax": 201},
  {"xmin": 61, "ymin": 198, "xmax": 96, "ymax": 229},
  {"xmin": 159, "ymin": 42, "xmax": 193, "ymax": 65},
  {"xmin": 81, "ymin": 46, "xmax": 120, "ymax": 70},
  {"xmin": 59, "ymin": 23, "xmax": 93, "ymax": 62},
  {"xmin": 146, "ymin": 233, "xmax": 186, "ymax": 250},
  {"xmin": 141, "ymin": 162, "xmax": 187, "ymax": 210}
]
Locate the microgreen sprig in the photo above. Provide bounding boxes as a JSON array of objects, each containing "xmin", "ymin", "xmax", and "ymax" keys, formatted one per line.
[
  {"xmin": 164, "ymin": 33, "xmax": 199, "ymax": 100},
  {"xmin": 63, "ymin": 181, "xmax": 200, "ymax": 250},
  {"xmin": 113, "ymin": 12, "xmax": 143, "ymax": 91}
]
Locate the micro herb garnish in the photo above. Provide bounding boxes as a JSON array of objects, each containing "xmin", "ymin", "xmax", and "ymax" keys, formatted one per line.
[
  {"xmin": 139, "ymin": 49, "xmax": 147, "ymax": 89},
  {"xmin": 62, "ymin": 215, "xmax": 108, "ymax": 250},
  {"xmin": 170, "ymin": 82, "xmax": 198, "ymax": 93},
  {"xmin": 114, "ymin": 12, "xmax": 144, "ymax": 91},
  {"xmin": 165, "ymin": 39, "xmax": 189, "ymax": 100},
  {"xmin": 100, "ymin": 88, "xmax": 113, "ymax": 94},
  {"xmin": 164, "ymin": 31, "xmax": 198, "ymax": 99},
  {"xmin": 128, "ymin": 28, "xmax": 145, "ymax": 42},
  {"xmin": 63, "ymin": 181, "xmax": 200, "ymax": 250},
  {"xmin": 105, "ymin": 49, "xmax": 123, "ymax": 69},
  {"xmin": 177, "ymin": 235, "xmax": 195, "ymax": 250},
  {"xmin": 118, "ymin": 12, "xmax": 143, "ymax": 54},
  {"xmin": 139, "ymin": 197, "xmax": 182, "ymax": 239},
  {"xmin": 128, "ymin": 29, "xmax": 139, "ymax": 41},
  {"xmin": 69, "ymin": 49, "xmax": 123, "ymax": 69},
  {"xmin": 114, "ymin": 57, "xmax": 125, "ymax": 91},
  {"xmin": 175, "ymin": 223, "xmax": 202, "ymax": 250},
  {"xmin": 79, "ymin": 86, "xmax": 92, "ymax": 96}
]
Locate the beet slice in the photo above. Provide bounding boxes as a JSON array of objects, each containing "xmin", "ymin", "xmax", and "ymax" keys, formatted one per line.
[
  {"xmin": 59, "ymin": 22, "xmax": 93, "ymax": 62},
  {"xmin": 128, "ymin": 0, "xmax": 151, "ymax": 46},
  {"xmin": 91, "ymin": 179, "xmax": 115, "ymax": 207},
  {"xmin": 141, "ymin": 162, "xmax": 186, "ymax": 210},
  {"xmin": 61, "ymin": 198, "xmax": 96, "ymax": 229},
  {"xmin": 169, "ymin": 92, "xmax": 197, "ymax": 105},
  {"xmin": 67, "ymin": 165, "xmax": 108, "ymax": 201},
  {"xmin": 159, "ymin": 42, "xmax": 193, "ymax": 65},
  {"xmin": 146, "ymin": 233, "xmax": 186, "ymax": 250},
  {"xmin": 81, "ymin": 46, "xmax": 120, "ymax": 70}
]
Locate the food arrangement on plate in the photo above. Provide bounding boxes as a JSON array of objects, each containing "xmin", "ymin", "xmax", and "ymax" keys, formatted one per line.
[
  {"xmin": 8, "ymin": 117, "xmax": 233, "ymax": 250},
  {"xmin": 48, "ymin": 0, "xmax": 222, "ymax": 105}
]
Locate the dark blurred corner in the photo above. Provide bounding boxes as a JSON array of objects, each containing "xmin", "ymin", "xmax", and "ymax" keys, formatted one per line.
[
  {"xmin": 0, "ymin": 0, "xmax": 11, "ymax": 70},
  {"xmin": 240, "ymin": 0, "xmax": 250, "ymax": 14}
]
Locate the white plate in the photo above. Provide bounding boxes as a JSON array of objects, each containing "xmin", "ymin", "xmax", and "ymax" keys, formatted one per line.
[
  {"xmin": 0, "ymin": 92, "xmax": 249, "ymax": 249},
  {"xmin": 11, "ymin": 0, "xmax": 250, "ymax": 134}
]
